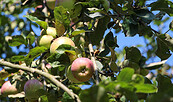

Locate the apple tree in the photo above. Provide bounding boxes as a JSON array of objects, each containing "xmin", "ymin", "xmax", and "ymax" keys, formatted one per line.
[{"xmin": 1, "ymin": 0, "xmax": 173, "ymax": 102}]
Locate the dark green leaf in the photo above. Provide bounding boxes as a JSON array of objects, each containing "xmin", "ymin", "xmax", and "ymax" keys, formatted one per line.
[
  {"xmin": 122, "ymin": 18, "xmax": 138, "ymax": 37},
  {"xmin": 117, "ymin": 68, "xmax": 134, "ymax": 83},
  {"xmin": 10, "ymin": 55, "xmax": 25, "ymax": 62},
  {"xmin": 135, "ymin": 9, "xmax": 155, "ymax": 24},
  {"xmin": 149, "ymin": 0, "xmax": 173, "ymax": 16},
  {"xmin": 156, "ymin": 74, "xmax": 173, "ymax": 93},
  {"xmin": 25, "ymin": 46, "xmax": 48, "ymax": 66},
  {"xmin": 89, "ymin": 16, "xmax": 110, "ymax": 45},
  {"xmin": 26, "ymin": 32, "xmax": 35, "ymax": 45},
  {"xmin": 156, "ymin": 35, "xmax": 172, "ymax": 60},
  {"xmin": 24, "ymin": 15, "xmax": 47, "ymax": 29},
  {"xmin": 125, "ymin": 46, "xmax": 142, "ymax": 63},
  {"xmin": 169, "ymin": 20, "xmax": 173, "ymax": 30},
  {"xmin": 8, "ymin": 35, "xmax": 27, "ymax": 46},
  {"xmin": 79, "ymin": 86, "xmax": 109, "ymax": 102},
  {"xmin": 99, "ymin": 32, "xmax": 114, "ymax": 57},
  {"xmin": 115, "ymin": 82, "xmax": 138, "ymax": 102}
]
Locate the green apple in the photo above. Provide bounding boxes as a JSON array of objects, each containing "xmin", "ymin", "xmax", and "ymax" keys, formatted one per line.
[
  {"xmin": 24, "ymin": 79, "xmax": 43, "ymax": 101},
  {"xmin": 1, "ymin": 81, "xmax": 18, "ymax": 96},
  {"xmin": 66, "ymin": 66, "xmax": 82, "ymax": 83},
  {"xmin": 38, "ymin": 35, "xmax": 54, "ymax": 49},
  {"xmin": 50, "ymin": 37, "xmax": 75, "ymax": 54},
  {"xmin": 46, "ymin": 27, "xmax": 57, "ymax": 38},
  {"xmin": 71, "ymin": 57, "xmax": 94, "ymax": 82}
]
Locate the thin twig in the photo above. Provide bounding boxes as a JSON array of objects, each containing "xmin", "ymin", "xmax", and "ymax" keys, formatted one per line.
[{"xmin": 0, "ymin": 59, "xmax": 81, "ymax": 102}]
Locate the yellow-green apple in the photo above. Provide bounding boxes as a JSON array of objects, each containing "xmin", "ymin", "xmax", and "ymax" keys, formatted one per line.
[
  {"xmin": 71, "ymin": 57, "xmax": 94, "ymax": 82},
  {"xmin": 46, "ymin": 27, "xmax": 57, "ymax": 38},
  {"xmin": 37, "ymin": 35, "xmax": 54, "ymax": 49},
  {"xmin": 66, "ymin": 66, "xmax": 82, "ymax": 83},
  {"xmin": 24, "ymin": 79, "xmax": 43, "ymax": 101},
  {"xmin": 50, "ymin": 37, "xmax": 75, "ymax": 54},
  {"xmin": 1, "ymin": 81, "xmax": 18, "ymax": 96},
  {"xmin": 46, "ymin": 0, "xmax": 75, "ymax": 10},
  {"xmin": 50, "ymin": 37, "xmax": 76, "ymax": 62}
]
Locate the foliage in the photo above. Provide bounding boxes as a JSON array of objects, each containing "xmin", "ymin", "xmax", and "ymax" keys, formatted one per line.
[{"xmin": 0, "ymin": 0, "xmax": 173, "ymax": 102}]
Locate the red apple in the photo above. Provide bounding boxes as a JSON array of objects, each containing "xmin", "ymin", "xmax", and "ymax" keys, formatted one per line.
[
  {"xmin": 50, "ymin": 37, "xmax": 75, "ymax": 54},
  {"xmin": 37, "ymin": 35, "xmax": 54, "ymax": 49},
  {"xmin": 46, "ymin": 27, "xmax": 57, "ymax": 38},
  {"xmin": 1, "ymin": 81, "xmax": 18, "ymax": 96},
  {"xmin": 66, "ymin": 66, "xmax": 82, "ymax": 83},
  {"xmin": 24, "ymin": 79, "xmax": 43, "ymax": 101},
  {"xmin": 71, "ymin": 57, "xmax": 94, "ymax": 82}
]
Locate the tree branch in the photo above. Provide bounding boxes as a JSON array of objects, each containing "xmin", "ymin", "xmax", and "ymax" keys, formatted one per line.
[{"xmin": 0, "ymin": 59, "xmax": 81, "ymax": 102}]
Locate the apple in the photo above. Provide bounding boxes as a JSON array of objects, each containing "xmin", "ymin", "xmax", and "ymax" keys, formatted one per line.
[
  {"xmin": 71, "ymin": 57, "xmax": 94, "ymax": 82},
  {"xmin": 24, "ymin": 79, "xmax": 43, "ymax": 101},
  {"xmin": 66, "ymin": 66, "xmax": 82, "ymax": 83},
  {"xmin": 37, "ymin": 35, "xmax": 54, "ymax": 49},
  {"xmin": 1, "ymin": 81, "xmax": 18, "ymax": 96},
  {"xmin": 46, "ymin": 27, "xmax": 57, "ymax": 38},
  {"xmin": 50, "ymin": 37, "xmax": 75, "ymax": 54},
  {"xmin": 46, "ymin": 0, "xmax": 75, "ymax": 10}
]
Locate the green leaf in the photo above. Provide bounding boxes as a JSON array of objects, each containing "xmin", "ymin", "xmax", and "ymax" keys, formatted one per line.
[
  {"xmin": 10, "ymin": 55, "xmax": 25, "ymax": 62},
  {"xmin": 90, "ymin": 16, "xmax": 110, "ymax": 45},
  {"xmin": 61, "ymin": 92, "xmax": 74, "ymax": 102},
  {"xmin": 79, "ymin": 86, "xmax": 109, "ymax": 102},
  {"xmin": 149, "ymin": 0, "xmax": 173, "ymax": 16},
  {"xmin": 40, "ymin": 95, "xmax": 49, "ymax": 102},
  {"xmin": 70, "ymin": 4, "xmax": 82, "ymax": 19},
  {"xmin": 54, "ymin": 6, "xmax": 70, "ymax": 29},
  {"xmin": 156, "ymin": 35, "xmax": 172, "ymax": 60},
  {"xmin": 26, "ymin": 32, "xmax": 35, "ymax": 45},
  {"xmin": 156, "ymin": 74, "xmax": 173, "ymax": 93},
  {"xmin": 47, "ymin": 44, "xmax": 74, "ymax": 64},
  {"xmin": 24, "ymin": 15, "xmax": 47, "ymax": 29},
  {"xmin": 117, "ymin": 68, "xmax": 134, "ymax": 83},
  {"xmin": 131, "ymin": 74, "xmax": 144, "ymax": 84},
  {"xmin": 122, "ymin": 18, "xmax": 138, "ymax": 37},
  {"xmin": 125, "ymin": 46, "xmax": 142, "ymax": 63},
  {"xmin": 25, "ymin": 46, "xmax": 48, "ymax": 66},
  {"xmin": 135, "ymin": 84, "xmax": 157, "ymax": 93},
  {"xmin": 99, "ymin": 32, "xmax": 114, "ymax": 57},
  {"xmin": 71, "ymin": 29, "xmax": 86, "ymax": 36},
  {"xmin": 8, "ymin": 35, "xmax": 27, "ymax": 46},
  {"xmin": 115, "ymin": 82, "xmax": 138, "ymax": 102},
  {"xmin": 135, "ymin": 9, "xmax": 155, "ymax": 24}
]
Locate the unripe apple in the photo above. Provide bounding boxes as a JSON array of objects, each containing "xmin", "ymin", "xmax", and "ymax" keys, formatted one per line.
[
  {"xmin": 1, "ymin": 81, "xmax": 18, "ymax": 96},
  {"xmin": 50, "ymin": 37, "xmax": 75, "ymax": 54},
  {"xmin": 37, "ymin": 35, "xmax": 54, "ymax": 49},
  {"xmin": 46, "ymin": 27, "xmax": 57, "ymax": 38},
  {"xmin": 46, "ymin": 0, "xmax": 75, "ymax": 10},
  {"xmin": 71, "ymin": 57, "xmax": 94, "ymax": 82},
  {"xmin": 66, "ymin": 66, "xmax": 82, "ymax": 83},
  {"xmin": 24, "ymin": 79, "xmax": 43, "ymax": 101}
]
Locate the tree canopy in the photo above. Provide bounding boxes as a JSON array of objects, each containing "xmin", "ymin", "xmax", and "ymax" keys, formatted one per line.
[{"xmin": 0, "ymin": 0, "xmax": 173, "ymax": 102}]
